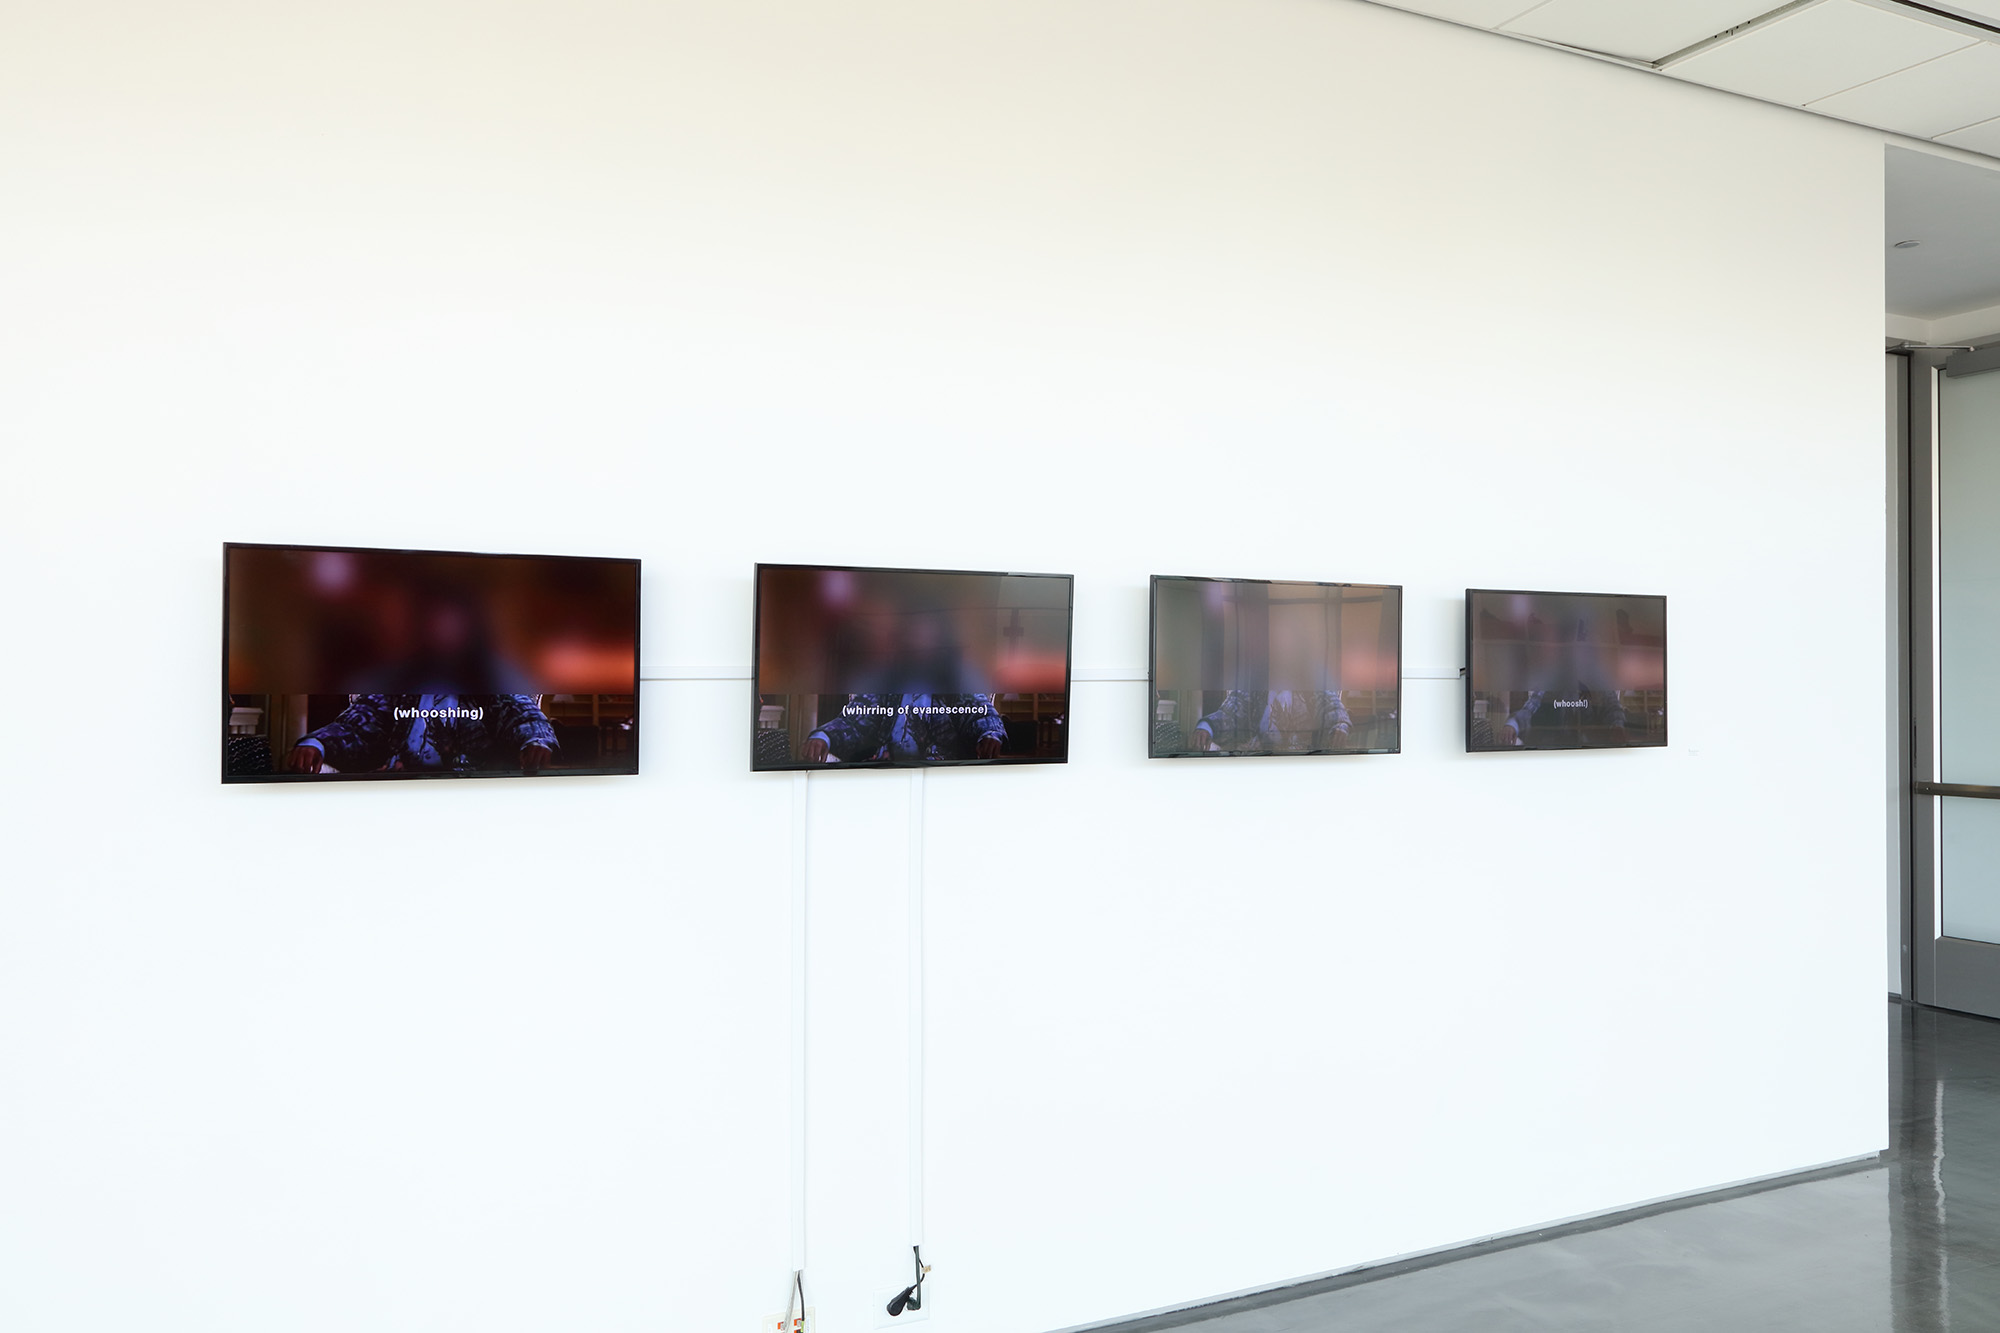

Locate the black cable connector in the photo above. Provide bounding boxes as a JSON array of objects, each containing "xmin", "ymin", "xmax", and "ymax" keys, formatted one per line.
[{"xmin": 885, "ymin": 1246, "xmax": 928, "ymax": 1317}]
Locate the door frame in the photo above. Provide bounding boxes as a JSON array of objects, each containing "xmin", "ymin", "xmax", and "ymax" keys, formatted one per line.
[
  {"xmin": 1895, "ymin": 347, "xmax": 1916, "ymax": 1002},
  {"xmin": 1903, "ymin": 344, "xmax": 2000, "ymax": 1011}
]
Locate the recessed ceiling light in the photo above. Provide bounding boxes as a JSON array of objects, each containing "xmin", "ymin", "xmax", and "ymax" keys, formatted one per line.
[{"xmin": 1894, "ymin": 239, "xmax": 1922, "ymax": 249}]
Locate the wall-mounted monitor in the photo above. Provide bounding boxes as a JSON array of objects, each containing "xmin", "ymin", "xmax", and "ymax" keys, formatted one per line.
[
  {"xmin": 753, "ymin": 564, "xmax": 1074, "ymax": 770},
  {"xmin": 1149, "ymin": 575, "xmax": 1403, "ymax": 758},
  {"xmin": 223, "ymin": 542, "xmax": 640, "ymax": 782},
  {"xmin": 1465, "ymin": 588, "xmax": 1666, "ymax": 752}
]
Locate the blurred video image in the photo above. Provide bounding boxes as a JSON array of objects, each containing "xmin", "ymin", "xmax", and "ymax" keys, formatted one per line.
[
  {"xmin": 1465, "ymin": 589, "xmax": 1666, "ymax": 752},
  {"xmin": 1150, "ymin": 577, "xmax": 1402, "ymax": 757},
  {"xmin": 223, "ymin": 544, "xmax": 640, "ymax": 781},
  {"xmin": 753, "ymin": 565, "xmax": 1073, "ymax": 770}
]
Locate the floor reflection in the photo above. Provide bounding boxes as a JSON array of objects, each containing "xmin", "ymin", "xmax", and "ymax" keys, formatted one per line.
[
  {"xmin": 1155, "ymin": 1001, "xmax": 2000, "ymax": 1332},
  {"xmin": 1888, "ymin": 1001, "xmax": 2000, "ymax": 1331}
]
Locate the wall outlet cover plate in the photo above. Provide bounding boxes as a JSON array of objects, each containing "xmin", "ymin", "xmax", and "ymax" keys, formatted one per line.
[{"xmin": 762, "ymin": 1307, "xmax": 815, "ymax": 1333}]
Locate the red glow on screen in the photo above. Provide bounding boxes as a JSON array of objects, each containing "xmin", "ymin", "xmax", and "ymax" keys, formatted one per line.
[{"xmin": 227, "ymin": 545, "xmax": 638, "ymax": 695}]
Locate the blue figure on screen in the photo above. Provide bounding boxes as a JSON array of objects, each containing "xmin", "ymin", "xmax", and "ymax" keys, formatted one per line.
[
  {"xmin": 1479, "ymin": 686, "xmax": 1629, "ymax": 747},
  {"xmin": 1189, "ymin": 690, "xmax": 1352, "ymax": 754},
  {"xmin": 1473, "ymin": 610, "xmax": 1636, "ymax": 748},
  {"xmin": 284, "ymin": 693, "xmax": 558, "ymax": 775},
  {"xmin": 802, "ymin": 693, "xmax": 1008, "ymax": 764},
  {"xmin": 1184, "ymin": 593, "xmax": 1359, "ymax": 754}
]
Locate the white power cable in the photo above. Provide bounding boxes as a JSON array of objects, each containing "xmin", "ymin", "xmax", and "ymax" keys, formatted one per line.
[
  {"xmin": 789, "ymin": 773, "xmax": 810, "ymax": 1274},
  {"xmin": 907, "ymin": 768, "xmax": 927, "ymax": 1248}
]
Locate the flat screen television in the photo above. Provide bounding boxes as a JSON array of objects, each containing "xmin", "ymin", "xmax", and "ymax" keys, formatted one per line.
[
  {"xmin": 222, "ymin": 542, "xmax": 641, "ymax": 782},
  {"xmin": 1149, "ymin": 575, "xmax": 1402, "ymax": 757},
  {"xmin": 752, "ymin": 564, "xmax": 1074, "ymax": 770},
  {"xmin": 1465, "ymin": 588, "xmax": 1666, "ymax": 752}
]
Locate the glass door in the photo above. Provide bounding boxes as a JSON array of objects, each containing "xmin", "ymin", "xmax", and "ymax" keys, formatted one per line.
[{"xmin": 1914, "ymin": 349, "xmax": 2000, "ymax": 1015}]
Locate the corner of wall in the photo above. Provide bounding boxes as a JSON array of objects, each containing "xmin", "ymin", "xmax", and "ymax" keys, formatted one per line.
[
  {"xmin": 1888, "ymin": 313, "xmax": 1934, "ymax": 345},
  {"xmin": 1931, "ymin": 304, "xmax": 2000, "ymax": 347}
]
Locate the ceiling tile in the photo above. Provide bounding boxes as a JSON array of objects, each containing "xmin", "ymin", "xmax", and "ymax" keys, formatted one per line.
[
  {"xmin": 1667, "ymin": 1, "xmax": 1975, "ymax": 107},
  {"xmin": 1938, "ymin": 115, "xmax": 2000, "ymax": 156},
  {"xmin": 1809, "ymin": 41, "xmax": 2000, "ymax": 138},
  {"xmin": 1374, "ymin": 0, "xmax": 1546, "ymax": 26},
  {"xmin": 1499, "ymin": 0, "xmax": 1783, "ymax": 62}
]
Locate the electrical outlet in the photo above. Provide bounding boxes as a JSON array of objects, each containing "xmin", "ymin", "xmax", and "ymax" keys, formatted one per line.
[
  {"xmin": 874, "ymin": 1285, "xmax": 932, "ymax": 1328},
  {"xmin": 761, "ymin": 1306, "xmax": 814, "ymax": 1333}
]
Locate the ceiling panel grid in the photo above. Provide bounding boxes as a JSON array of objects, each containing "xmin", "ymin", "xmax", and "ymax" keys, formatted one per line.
[
  {"xmin": 1808, "ymin": 41, "xmax": 2000, "ymax": 138},
  {"xmin": 1668, "ymin": 2, "xmax": 1976, "ymax": 107},
  {"xmin": 1375, "ymin": 0, "xmax": 1548, "ymax": 25},
  {"xmin": 1361, "ymin": 0, "xmax": 2000, "ymax": 162},
  {"xmin": 1499, "ymin": 0, "xmax": 1789, "ymax": 61},
  {"xmin": 1941, "ymin": 115, "xmax": 2000, "ymax": 155}
]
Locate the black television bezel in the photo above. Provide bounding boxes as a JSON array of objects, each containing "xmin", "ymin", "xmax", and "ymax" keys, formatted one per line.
[
  {"xmin": 220, "ymin": 540, "xmax": 643, "ymax": 785},
  {"xmin": 1463, "ymin": 587, "xmax": 1668, "ymax": 754},
  {"xmin": 750, "ymin": 561, "xmax": 1076, "ymax": 772},
  {"xmin": 1147, "ymin": 574, "xmax": 1405, "ymax": 760}
]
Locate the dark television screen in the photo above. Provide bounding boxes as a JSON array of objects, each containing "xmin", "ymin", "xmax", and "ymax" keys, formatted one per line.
[
  {"xmin": 1150, "ymin": 576, "xmax": 1402, "ymax": 758},
  {"xmin": 1465, "ymin": 589, "xmax": 1666, "ymax": 752},
  {"xmin": 753, "ymin": 564, "xmax": 1073, "ymax": 770},
  {"xmin": 222, "ymin": 543, "xmax": 640, "ymax": 782}
]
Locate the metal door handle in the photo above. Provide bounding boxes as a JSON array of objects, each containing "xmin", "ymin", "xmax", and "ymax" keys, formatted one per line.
[{"xmin": 1915, "ymin": 780, "xmax": 2000, "ymax": 799}]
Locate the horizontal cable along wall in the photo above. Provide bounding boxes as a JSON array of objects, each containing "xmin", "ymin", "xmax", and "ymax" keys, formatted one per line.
[{"xmin": 637, "ymin": 667, "xmax": 1462, "ymax": 682}]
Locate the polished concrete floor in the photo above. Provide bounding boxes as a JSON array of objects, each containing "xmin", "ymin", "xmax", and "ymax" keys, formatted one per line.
[{"xmin": 1137, "ymin": 1000, "xmax": 2000, "ymax": 1332}]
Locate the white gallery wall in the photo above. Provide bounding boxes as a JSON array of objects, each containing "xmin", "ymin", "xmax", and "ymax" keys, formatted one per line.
[{"xmin": 0, "ymin": 2, "xmax": 1890, "ymax": 1331}]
